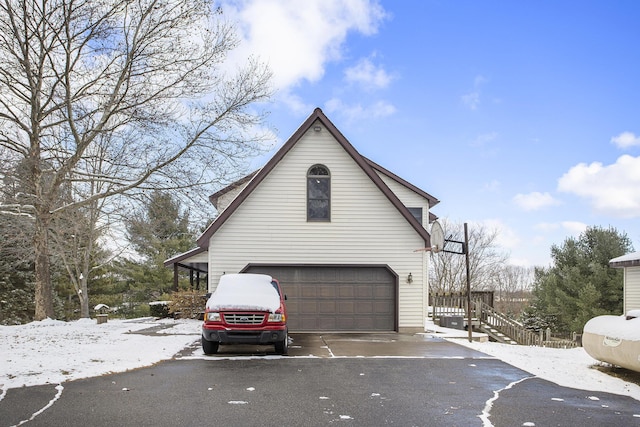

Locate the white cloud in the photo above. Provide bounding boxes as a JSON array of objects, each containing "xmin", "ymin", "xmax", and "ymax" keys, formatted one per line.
[
  {"xmin": 481, "ymin": 179, "xmax": 501, "ymax": 192},
  {"xmin": 476, "ymin": 218, "xmax": 520, "ymax": 250},
  {"xmin": 324, "ymin": 98, "xmax": 396, "ymax": 121},
  {"xmin": 279, "ymin": 92, "xmax": 315, "ymax": 116},
  {"xmin": 557, "ymin": 154, "xmax": 640, "ymax": 218},
  {"xmin": 344, "ymin": 56, "xmax": 394, "ymax": 89},
  {"xmin": 534, "ymin": 222, "xmax": 559, "ymax": 232},
  {"xmin": 611, "ymin": 131, "xmax": 640, "ymax": 149},
  {"xmin": 513, "ymin": 191, "xmax": 560, "ymax": 211},
  {"xmin": 560, "ymin": 221, "xmax": 588, "ymax": 236},
  {"xmin": 470, "ymin": 131, "xmax": 498, "ymax": 148},
  {"xmin": 461, "ymin": 91, "xmax": 480, "ymax": 110},
  {"xmin": 461, "ymin": 75, "xmax": 487, "ymax": 110},
  {"xmin": 221, "ymin": 0, "xmax": 387, "ymax": 90},
  {"xmin": 534, "ymin": 221, "xmax": 586, "ymax": 237}
]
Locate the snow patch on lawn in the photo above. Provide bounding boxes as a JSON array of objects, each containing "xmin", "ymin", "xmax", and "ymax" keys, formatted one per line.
[{"xmin": 0, "ymin": 317, "xmax": 199, "ymax": 390}]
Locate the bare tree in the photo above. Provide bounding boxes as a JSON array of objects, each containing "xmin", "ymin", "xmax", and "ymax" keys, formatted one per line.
[
  {"xmin": 493, "ymin": 265, "xmax": 534, "ymax": 316},
  {"xmin": 429, "ymin": 219, "xmax": 509, "ymax": 293},
  {"xmin": 0, "ymin": 0, "xmax": 272, "ymax": 320}
]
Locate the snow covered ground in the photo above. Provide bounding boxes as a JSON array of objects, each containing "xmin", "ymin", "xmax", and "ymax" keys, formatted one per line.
[
  {"xmin": 1, "ymin": 317, "xmax": 639, "ymax": 402},
  {"xmin": 0, "ymin": 317, "xmax": 200, "ymax": 390},
  {"xmin": 425, "ymin": 320, "xmax": 640, "ymax": 401}
]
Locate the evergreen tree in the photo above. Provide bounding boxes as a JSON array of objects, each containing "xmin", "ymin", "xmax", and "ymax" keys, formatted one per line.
[
  {"xmin": 0, "ymin": 211, "xmax": 35, "ymax": 324},
  {"xmin": 123, "ymin": 191, "xmax": 196, "ymax": 300},
  {"xmin": 526, "ymin": 226, "xmax": 633, "ymax": 334}
]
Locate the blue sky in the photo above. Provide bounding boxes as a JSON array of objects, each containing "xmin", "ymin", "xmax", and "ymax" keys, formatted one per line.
[{"xmin": 220, "ymin": 0, "xmax": 640, "ymax": 267}]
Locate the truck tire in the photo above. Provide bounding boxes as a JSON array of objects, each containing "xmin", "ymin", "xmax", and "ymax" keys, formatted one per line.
[
  {"xmin": 202, "ymin": 336, "xmax": 219, "ymax": 355},
  {"xmin": 275, "ymin": 331, "xmax": 288, "ymax": 355}
]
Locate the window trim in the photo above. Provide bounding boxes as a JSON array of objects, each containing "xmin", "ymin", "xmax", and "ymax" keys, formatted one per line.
[
  {"xmin": 407, "ymin": 207, "xmax": 423, "ymax": 226},
  {"xmin": 307, "ymin": 164, "xmax": 331, "ymax": 222}
]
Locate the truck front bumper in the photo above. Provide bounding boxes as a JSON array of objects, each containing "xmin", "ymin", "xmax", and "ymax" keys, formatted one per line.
[{"xmin": 202, "ymin": 327, "xmax": 286, "ymax": 345}]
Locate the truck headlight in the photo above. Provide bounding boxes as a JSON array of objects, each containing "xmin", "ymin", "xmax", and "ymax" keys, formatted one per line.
[
  {"xmin": 268, "ymin": 313, "xmax": 285, "ymax": 322},
  {"xmin": 205, "ymin": 312, "xmax": 221, "ymax": 322}
]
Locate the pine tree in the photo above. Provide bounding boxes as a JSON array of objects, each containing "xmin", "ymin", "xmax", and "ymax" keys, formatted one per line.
[
  {"xmin": 526, "ymin": 226, "xmax": 633, "ymax": 334},
  {"xmin": 123, "ymin": 191, "xmax": 196, "ymax": 301}
]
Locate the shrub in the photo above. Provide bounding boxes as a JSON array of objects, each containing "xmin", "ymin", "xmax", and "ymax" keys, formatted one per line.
[{"xmin": 149, "ymin": 301, "xmax": 170, "ymax": 318}]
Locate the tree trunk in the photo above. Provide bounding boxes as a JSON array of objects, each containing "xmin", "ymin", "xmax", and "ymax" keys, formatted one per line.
[
  {"xmin": 34, "ymin": 212, "xmax": 55, "ymax": 320},
  {"xmin": 80, "ymin": 273, "xmax": 90, "ymax": 318}
]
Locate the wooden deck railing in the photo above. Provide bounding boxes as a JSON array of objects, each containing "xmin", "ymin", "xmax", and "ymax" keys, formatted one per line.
[
  {"xmin": 474, "ymin": 301, "xmax": 542, "ymax": 346},
  {"xmin": 430, "ymin": 293, "xmax": 579, "ymax": 347}
]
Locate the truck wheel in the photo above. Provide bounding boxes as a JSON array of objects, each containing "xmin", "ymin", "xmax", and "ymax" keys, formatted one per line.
[
  {"xmin": 202, "ymin": 336, "xmax": 219, "ymax": 355},
  {"xmin": 275, "ymin": 331, "xmax": 288, "ymax": 355}
]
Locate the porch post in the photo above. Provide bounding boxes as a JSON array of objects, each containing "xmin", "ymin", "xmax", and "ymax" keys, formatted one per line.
[{"xmin": 173, "ymin": 264, "xmax": 178, "ymax": 291}]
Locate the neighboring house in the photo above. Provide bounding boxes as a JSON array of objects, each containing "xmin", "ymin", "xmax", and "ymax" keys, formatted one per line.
[
  {"xmin": 609, "ymin": 251, "xmax": 640, "ymax": 314},
  {"xmin": 165, "ymin": 108, "xmax": 439, "ymax": 332}
]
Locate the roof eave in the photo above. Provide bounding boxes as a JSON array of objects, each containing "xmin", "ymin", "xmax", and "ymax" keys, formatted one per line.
[
  {"xmin": 197, "ymin": 108, "xmax": 431, "ymax": 248},
  {"xmin": 163, "ymin": 246, "xmax": 207, "ymax": 267}
]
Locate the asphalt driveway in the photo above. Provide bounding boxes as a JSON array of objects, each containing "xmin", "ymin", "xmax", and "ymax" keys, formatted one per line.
[
  {"xmin": 2, "ymin": 332, "xmax": 639, "ymax": 427},
  {"xmin": 196, "ymin": 332, "xmax": 487, "ymax": 358}
]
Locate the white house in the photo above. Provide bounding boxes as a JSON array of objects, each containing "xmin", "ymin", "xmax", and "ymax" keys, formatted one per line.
[
  {"xmin": 609, "ymin": 251, "xmax": 640, "ymax": 314},
  {"xmin": 165, "ymin": 108, "xmax": 439, "ymax": 332}
]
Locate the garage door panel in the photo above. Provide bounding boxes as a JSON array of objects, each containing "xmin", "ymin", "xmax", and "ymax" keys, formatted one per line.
[
  {"xmin": 375, "ymin": 317, "xmax": 394, "ymax": 330},
  {"xmin": 336, "ymin": 318, "xmax": 355, "ymax": 330},
  {"xmin": 356, "ymin": 301, "xmax": 373, "ymax": 314},
  {"xmin": 355, "ymin": 318, "xmax": 375, "ymax": 330},
  {"xmin": 339, "ymin": 269, "xmax": 357, "ymax": 281},
  {"xmin": 374, "ymin": 286, "xmax": 393, "ymax": 299},
  {"xmin": 301, "ymin": 301, "xmax": 318, "ymax": 313},
  {"xmin": 302, "ymin": 317, "xmax": 325, "ymax": 330},
  {"xmin": 338, "ymin": 301, "xmax": 355, "ymax": 314},
  {"xmin": 318, "ymin": 317, "xmax": 337, "ymax": 330},
  {"xmin": 355, "ymin": 285, "xmax": 373, "ymax": 299},
  {"xmin": 318, "ymin": 285, "xmax": 336, "ymax": 298},
  {"xmin": 318, "ymin": 301, "xmax": 336, "ymax": 313},
  {"xmin": 244, "ymin": 265, "xmax": 396, "ymax": 331},
  {"xmin": 356, "ymin": 269, "xmax": 374, "ymax": 282},
  {"xmin": 320, "ymin": 269, "xmax": 337, "ymax": 282},
  {"xmin": 338, "ymin": 285, "xmax": 354, "ymax": 298},
  {"xmin": 301, "ymin": 286, "xmax": 317, "ymax": 298},
  {"xmin": 374, "ymin": 301, "xmax": 394, "ymax": 314}
]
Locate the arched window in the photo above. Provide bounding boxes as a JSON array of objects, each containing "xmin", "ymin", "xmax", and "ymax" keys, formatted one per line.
[{"xmin": 307, "ymin": 164, "xmax": 330, "ymax": 221}]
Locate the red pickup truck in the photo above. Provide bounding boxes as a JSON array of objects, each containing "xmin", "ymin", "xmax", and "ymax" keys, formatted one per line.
[{"xmin": 201, "ymin": 273, "xmax": 288, "ymax": 355}]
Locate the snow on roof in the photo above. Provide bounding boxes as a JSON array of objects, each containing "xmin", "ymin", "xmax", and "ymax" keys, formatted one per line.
[
  {"xmin": 609, "ymin": 251, "xmax": 640, "ymax": 267},
  {"xmin": 205, "ymin": 273, "xmax": 281, "ymax": 313},
  {"xmin": 583, "ymin": 314, "xmax": 640, "ymax": 341}
]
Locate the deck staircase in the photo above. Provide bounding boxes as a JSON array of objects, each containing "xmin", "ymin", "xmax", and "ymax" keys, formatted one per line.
[
  {"xmin": 431, "ymin": 293, "xmax": 578, "ymax": 347},
  {"xmin": 477, "ymin": 324, "xmax": 518, "ymax": 345},
  {"xmin": 430, "ymin": 293, "xmax": 542, "ymax": 345},
  {"xmin": 473, "ymin": 301, "xmax": 542, "ymax": 346}
]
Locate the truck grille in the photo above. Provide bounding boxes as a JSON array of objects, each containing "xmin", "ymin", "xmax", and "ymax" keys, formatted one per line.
[{"xmin": 223, "ymin": 313, "xmax": 265, "ymax": 325}]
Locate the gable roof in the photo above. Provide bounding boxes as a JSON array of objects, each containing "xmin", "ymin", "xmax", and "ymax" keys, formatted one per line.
[
  {"xmin": 197, "ymin": 108, "xmax": 433, "ymax": 248},
  {"xmin": 364, "ymin": 157, "xmax": 440, "ymax": 208},
  {"xmin": 610, "ymin": 251, "xmax": 640, "ymax": 268},
  {"xmin": 209, "ymin": 170, "xmax": 259, "ymax": 210}
]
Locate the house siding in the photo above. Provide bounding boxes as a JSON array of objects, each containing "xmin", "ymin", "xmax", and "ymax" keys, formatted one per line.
[
  {"xmin": 208, "ymin": 126, "xmax": 428, "ymax": 328},
  {"xmin": 216, "ymin": 186, "xmax": 245, "ymax": 213},
  {"xmin": 377, "ymin": 173, "xmax": 430, "ymax": 222},
  {"xmin": 625, "ymin": 267, "xmax": 640, "ymax": 313}
]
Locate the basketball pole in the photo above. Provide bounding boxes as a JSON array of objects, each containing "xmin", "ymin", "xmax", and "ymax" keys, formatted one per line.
[
  {"xmin": 417, "ymin": 221, "xmax": 473, "ymax": 342},
  {"xmin": 464, "ymin": 223, "xmax": 472, "ymax": 343}
]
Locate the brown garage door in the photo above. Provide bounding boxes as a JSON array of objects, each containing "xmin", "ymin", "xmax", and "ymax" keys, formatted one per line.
[{"xmin": 243, "ymin": 265, "xmax": 397, "ymax": 332}]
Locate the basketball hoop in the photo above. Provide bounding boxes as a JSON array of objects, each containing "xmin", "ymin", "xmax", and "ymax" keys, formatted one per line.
[
  {"xmin": 430, "ymin": 221, "xmax": 444, "ymax": 253},
  {"xmin": 413, "ymin": 220, "xmax": 445, "ymax": 253}
]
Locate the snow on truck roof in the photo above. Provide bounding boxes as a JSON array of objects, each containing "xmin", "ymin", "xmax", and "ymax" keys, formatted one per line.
[{"xmin": 205, "ymin": 274, "xmax": 281, "ymax": 313}]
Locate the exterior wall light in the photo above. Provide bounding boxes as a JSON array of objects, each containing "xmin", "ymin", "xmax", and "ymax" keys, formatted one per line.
[{"xmin": 407, "ymin": 272, "xmax": 413, "ymax": 284}]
